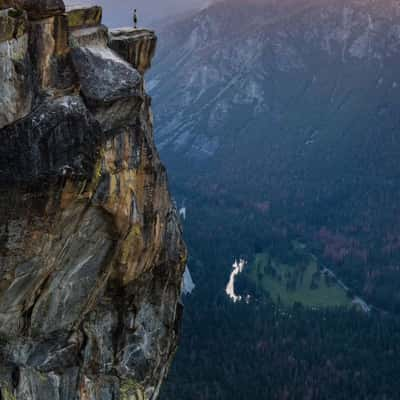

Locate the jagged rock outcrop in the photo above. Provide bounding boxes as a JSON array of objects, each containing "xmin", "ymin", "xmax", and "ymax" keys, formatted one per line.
[
  {"xmin": 66, "ymin": 4, "xmax": 101, "ymax": 30},
  {"xmin": 109, "ymin": 29, "xmax": 157, "ymax": 75},
  {"xmin": 0, "ymin": 2, "xmax": 186, "ymax": 400}
]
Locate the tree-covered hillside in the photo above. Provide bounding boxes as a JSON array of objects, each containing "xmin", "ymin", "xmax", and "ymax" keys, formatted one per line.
[
  {"xmin": 151, "ymin": 0, "xmax": 400, "ymax": 313},
  {"xmin": 151, "ymin": 0, "xmax": 400, "ymax": 398}
]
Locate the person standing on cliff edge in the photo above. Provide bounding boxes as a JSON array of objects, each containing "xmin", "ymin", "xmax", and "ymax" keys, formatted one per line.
[{"xmin": 133, "ymin": 9, "xmax": 138, "ymax": 29}]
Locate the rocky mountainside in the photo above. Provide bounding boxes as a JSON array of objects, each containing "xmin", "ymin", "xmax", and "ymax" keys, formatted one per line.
[
  {"xmin": 152, "ymin": 0, "xmax": 400, "ymax": 160},
  {"xmin": 150, "ymin": 0, "xmax": 400, "ymax": 310},
  {"xmin": 0, "ymin": 2, "xmax": 186, "ymax": 399}
]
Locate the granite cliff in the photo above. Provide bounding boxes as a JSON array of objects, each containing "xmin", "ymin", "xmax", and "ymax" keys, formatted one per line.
[{"xmin": 0, "ymin": 2, "xmax": 186, "ymax": 399}]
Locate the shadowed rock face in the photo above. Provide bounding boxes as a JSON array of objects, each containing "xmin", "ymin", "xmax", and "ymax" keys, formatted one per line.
[
  {"xmin": 0, "ymin": 2, "xmax": 186, "ymax": 400},
  {"xmin": 22, "ymin": 0, "xmax": 65, "ymax": 19}
]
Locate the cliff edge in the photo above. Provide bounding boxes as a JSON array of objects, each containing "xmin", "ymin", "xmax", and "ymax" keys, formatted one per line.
[{"xmin": 0, "ymin": 1, "xmax": 187, "ymax": 399}]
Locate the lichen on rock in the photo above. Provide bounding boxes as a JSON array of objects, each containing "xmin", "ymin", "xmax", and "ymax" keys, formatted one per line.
[
  {"xmin": 120, "ymin": 379, "xmax": 145, "ymax": 400},
  {"xmin": 66, "ymin": 4, "xmax": 102, "ymax": 30},
  {"xmin": 0, "ymin": 2, "xmax": 186, "ymax": 400}
]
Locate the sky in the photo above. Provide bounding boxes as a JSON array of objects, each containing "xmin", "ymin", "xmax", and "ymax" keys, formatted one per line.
[{"xmin": 65, "ymin": 0, "xmax": 208, "ymax": 27}]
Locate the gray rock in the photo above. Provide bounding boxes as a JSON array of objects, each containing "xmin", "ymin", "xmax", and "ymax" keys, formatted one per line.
[
  {"xmin": 72, "ymin": 45, "xmax": 142, "ymax": 104},
  {"xmin": 71, "ymin": 44, "xmax": 143, "ymax": 131}
]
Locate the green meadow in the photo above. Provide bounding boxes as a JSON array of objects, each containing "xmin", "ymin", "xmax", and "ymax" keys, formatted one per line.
[{"xmin": 247, "ymin": 250, "xmax": 351, "ymax": 308}]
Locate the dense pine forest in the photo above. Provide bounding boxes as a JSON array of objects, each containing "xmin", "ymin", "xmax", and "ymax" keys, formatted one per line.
[
  {"xmin": 160, "ymin": 185, "xmax": 400, "ymax": 400},
  {"xmin": 162, "ymin": 297, "xmax": 400, "ymax": 399}
]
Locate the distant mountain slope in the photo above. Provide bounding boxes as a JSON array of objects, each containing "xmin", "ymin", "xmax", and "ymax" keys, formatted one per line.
[
  {"xmin": 151, "ymin": 0, "xmax": 400, "ymax": 158},
  {"xmin": 150, "ymin": 0, "xmax": 400, "ymax": 311}
]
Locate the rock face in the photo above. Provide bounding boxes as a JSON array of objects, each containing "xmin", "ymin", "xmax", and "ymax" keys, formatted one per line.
[
  {"xmin": 0, "ymin": 8, "xmax": 31, "ymax": 129},
  {"xmin": 0, "ymin": 3, "xmax": 186, "ymax": 400},
  {"xmin": 66, "ymin": 4, "xmax": 102, "ymax": 30},
  {"xmin": 109, "ymin": 29, "xmax": 157, "ymax": 75},
  {"xmin": 22, "ymin": 0, "xmax": 65, "ymax": 19}
]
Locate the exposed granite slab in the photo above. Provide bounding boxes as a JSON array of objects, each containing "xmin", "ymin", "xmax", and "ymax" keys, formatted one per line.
[
  {"xmin": 109, "ymin": 28, "xmax": 157, "ymax": 74},
  {"xmin": 66, "ymin": 4, "xmax": 102, "ymax": 30},
  {"xmin": 69, "ymin": 24, "xmax": 109, "ymax": 48}
]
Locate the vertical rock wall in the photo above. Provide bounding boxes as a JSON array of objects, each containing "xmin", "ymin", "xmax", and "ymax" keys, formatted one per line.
[{"xmin": 0, "ymin": 2, "xmax": 186, "ymax": 400}]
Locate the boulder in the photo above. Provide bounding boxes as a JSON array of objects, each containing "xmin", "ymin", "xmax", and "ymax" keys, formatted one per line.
[
  {"xmin": 72, "ymin": 45, "xmax": 142, "ymax": 104},
  {"xmin": 72, "ymin": 44, "xmax": 143, "ymax": 131}
]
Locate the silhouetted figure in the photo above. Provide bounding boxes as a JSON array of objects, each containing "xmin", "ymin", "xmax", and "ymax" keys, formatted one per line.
[{"xmin": 133, "ymin": 9, "xmax": 138, "ymax": 29}]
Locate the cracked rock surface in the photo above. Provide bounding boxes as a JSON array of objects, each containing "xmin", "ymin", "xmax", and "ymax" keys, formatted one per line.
[{"xmin": 0, "ymin": 2, "xmax": 186, "ymax": 400}]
